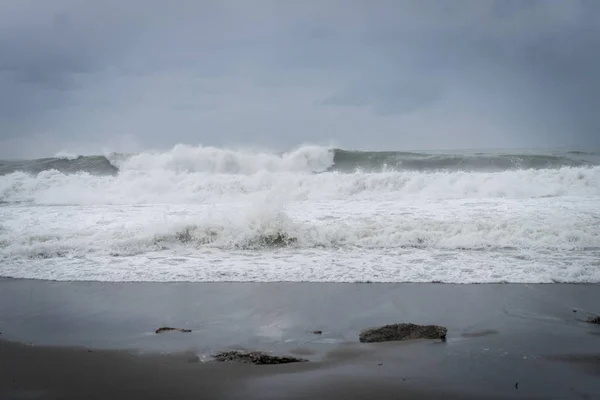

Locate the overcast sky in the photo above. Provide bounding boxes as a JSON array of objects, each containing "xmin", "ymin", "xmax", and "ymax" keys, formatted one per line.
[{"xmin": 1, "ymin": 0, "xmax": 599, "ymax": 158}]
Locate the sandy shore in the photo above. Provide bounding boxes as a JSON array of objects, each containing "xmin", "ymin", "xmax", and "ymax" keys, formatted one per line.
[{"xmin": 1, "ymin": 279, "xmax": 600, "ymax": 399}]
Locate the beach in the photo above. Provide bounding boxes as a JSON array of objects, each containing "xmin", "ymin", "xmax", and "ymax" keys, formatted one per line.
[
  {"xmin": 3, "ymin": 0, "xmax": 600, "ymax": 397},
  {"xmin": 1, "ymin": 279, "xmax": 600, "ymax": 399}
]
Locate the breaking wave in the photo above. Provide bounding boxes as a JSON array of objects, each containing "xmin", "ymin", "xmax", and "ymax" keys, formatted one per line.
[
  {"xmin": 1, "ymin": 144, "xmax": 599, "ymax": 205},
  {"xmin": 1, "ymin": 164, "xmax": 599, "ymax": 205},
  {"xmin": 0, "ymin": 155, "xmax": 118, "ymax": 176},
  {"xmin": 2, "ymin": 145, "xmax": 599, "ymax": 176},
  {"xmin": 1, "ymin": 143, "xmax": 599, "ymax": 283},
  {"xmin": 3, "ymin": 200, "xmax": 599, "ymax": 260}
]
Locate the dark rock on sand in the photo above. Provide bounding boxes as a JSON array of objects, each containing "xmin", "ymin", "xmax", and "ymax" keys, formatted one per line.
[
  {"xmin": 359, "ymin": 323, "xmax": 447, "ymax": 343},
  {"xmin": 155, "ymin": 327, "xmax": 192, "ymax": 334},
  {"xmin": 213, "ymin": 351, "xmax": 307, "ymax": 365},
  {"xmin": 587, "ymin": 316, "xmax": 600, "ymax": 324}
]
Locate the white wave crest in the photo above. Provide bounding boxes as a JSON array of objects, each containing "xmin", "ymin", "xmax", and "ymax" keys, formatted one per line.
[{"xmin": 112, "ymin": 144, "xmax": 335, "ymax": 174}]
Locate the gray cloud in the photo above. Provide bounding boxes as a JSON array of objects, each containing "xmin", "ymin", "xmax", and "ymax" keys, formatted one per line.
[{"xmin": 1, "ymin": 0, "xmax": 599, "ymax": 158}]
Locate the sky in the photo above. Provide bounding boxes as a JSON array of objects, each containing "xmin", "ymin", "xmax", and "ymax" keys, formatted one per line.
[{"xmin": 1, "ymin": 0, "xmax": 599, "ymax": 158}]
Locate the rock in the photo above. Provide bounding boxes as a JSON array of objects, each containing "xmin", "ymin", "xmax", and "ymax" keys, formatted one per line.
[
  {"xmin": 587, "ymin": 315, "xmax": 600, "ymax": 324},
  {"xmin": 213, "ymin": 350, "xmax": 307, "ymax": 365},
  {"xmin": 260, "ymin": 232, "xmax": 297, "ymax": 247},
  {"xmin": 359, "ymin": 323, "xmax": 447, "ymax": 343},
  {"xmin": 155, "ymin": 327, "xmax": 192, "ymax": 334}
]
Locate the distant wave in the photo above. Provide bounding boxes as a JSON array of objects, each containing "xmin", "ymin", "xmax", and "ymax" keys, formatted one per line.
[
  {"xmin": 332, "ymin": 149, "xmax": 597, "ymax": 172},
  {"xmin": 1, "ymin": 145, "xmax": 599, "ymax": 176},
  {"xmin": 0, "ymin": 155, "xmax": 118, "ymax": 176},
  {"xmin": 566, "ymin": 150, "xmax": 600, "ymax": 156}
]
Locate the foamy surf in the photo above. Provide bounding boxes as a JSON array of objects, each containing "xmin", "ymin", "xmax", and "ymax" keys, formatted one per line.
[
  {"xmin": 1, "ymin": 165, "xmax": 599, "ymax": 205},
  {"xmin": 1, "ymin": 145, "xmax": 599, "ymax": 283}
]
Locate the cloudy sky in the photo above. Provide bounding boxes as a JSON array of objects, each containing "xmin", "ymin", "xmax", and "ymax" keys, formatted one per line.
[{"xmin": 1, "ymin": 0, "xmax": 599, "ymax": 158}]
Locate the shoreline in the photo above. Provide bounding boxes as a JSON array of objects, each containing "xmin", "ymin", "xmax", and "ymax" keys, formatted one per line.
[
  {"xmin": 1, "ymin": 279, "xmax": 600, "ymax": 399},
  {"xmin": 4, "ymin": 276, "xmax": 600, "ymax": 284}
]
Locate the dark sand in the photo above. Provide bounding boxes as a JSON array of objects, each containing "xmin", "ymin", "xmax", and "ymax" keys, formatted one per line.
[{"xmin": 1, "ymin": 279, "xmax": 600, "ymax": 399}]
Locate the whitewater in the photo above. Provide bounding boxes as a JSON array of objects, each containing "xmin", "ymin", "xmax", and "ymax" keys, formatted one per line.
[{"xmin": 1, "ymin": 145, "xmax": 599, "ymax": 283}]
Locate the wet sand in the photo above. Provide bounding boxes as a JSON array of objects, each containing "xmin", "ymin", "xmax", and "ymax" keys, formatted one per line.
[{"xmin": 1, "ymin": 279, "xmax": 600, "ymax": 399}]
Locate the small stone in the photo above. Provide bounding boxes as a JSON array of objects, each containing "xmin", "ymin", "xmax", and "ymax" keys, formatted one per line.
[
  {"xmin": 213, "ymin": 350, "xmax": 307, "ymax": 365},
  {"xmin": 587, "ymin": 315, "xmax": 600, "ymax": 324},
  {"xmin": 155, "ymin": 327, "xmax": 192, "ymax": 334},
  {"xmin": 359, "ymin": 323, "xmax": 447, "ymax": 343}
]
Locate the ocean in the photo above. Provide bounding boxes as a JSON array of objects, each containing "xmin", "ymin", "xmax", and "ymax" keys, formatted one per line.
[{"xmin": 1, "ymin": 145, "xmax": 599, "ymax": 283}]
